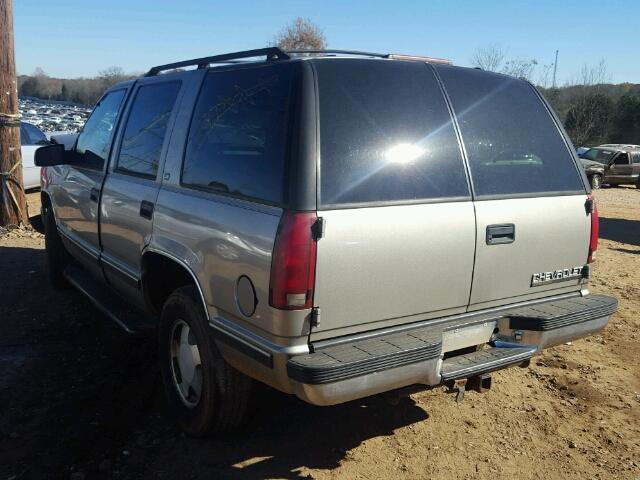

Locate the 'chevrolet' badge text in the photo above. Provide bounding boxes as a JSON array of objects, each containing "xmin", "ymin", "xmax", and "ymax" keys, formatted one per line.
[{"xmin": 531, "ymin": 266, "xmax": 585, "ymax": 287}]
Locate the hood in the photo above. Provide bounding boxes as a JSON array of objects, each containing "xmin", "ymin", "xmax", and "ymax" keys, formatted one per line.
[{"xmin": 579, "ymin": 158, "xmax": 605, "ymax": 170}]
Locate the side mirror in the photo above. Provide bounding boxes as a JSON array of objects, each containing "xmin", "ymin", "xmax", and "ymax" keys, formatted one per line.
[{"xmin": 34, "ymin": 144, "xmax": 68, "ymax": 167}]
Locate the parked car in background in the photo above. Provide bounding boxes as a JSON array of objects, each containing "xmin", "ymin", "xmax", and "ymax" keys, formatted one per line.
[
  {"xmin": 579, "ymin": 145, "xmax": 640, "ymax": 189},
  {"xmin": 20, "ymin": 121, "xmax": 49, "ymax": 189},
  {"xmin": 576, "ymin": 146, "xmax": 590, "ymax": 156}
]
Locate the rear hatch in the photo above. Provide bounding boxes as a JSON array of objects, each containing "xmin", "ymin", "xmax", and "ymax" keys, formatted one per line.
[
  {"xmin": 310, "ymin": 59, "xmax": 477, "ymax": 339},
  {"xmin": 310, "ymin": 59, "xmax": 590, "ymax": 340}
]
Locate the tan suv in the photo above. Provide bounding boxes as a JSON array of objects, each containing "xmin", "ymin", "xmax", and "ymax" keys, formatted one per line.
[{"xmin": 35, "ymin": 48, "xmax": 617, "ymax": 435}]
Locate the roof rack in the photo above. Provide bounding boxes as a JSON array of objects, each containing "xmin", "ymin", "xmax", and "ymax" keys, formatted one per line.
[
  {"xmin": 145, "ymin": 47, "xmax": 290, "ymax": 76},
  {"xmin": 286, "ymin": 49, "xmax": 452, "ymax": 65},
  {"xmin": 286, "ymin": 49, "xmax": 389, "ymax": 59}
]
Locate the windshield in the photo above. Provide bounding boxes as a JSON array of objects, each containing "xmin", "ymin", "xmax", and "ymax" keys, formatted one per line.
[{"xmin": 581, "ymin": 148, "xmax": 615, "ymax": 164}]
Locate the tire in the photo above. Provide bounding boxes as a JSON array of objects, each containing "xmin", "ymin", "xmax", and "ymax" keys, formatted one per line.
[
  {"xmin": 636, "ymin": 177, "xmax": 640, "ymax": 189},
  {"xmin": 43, "ymin": 200, "xmax": 70, "ymax": 289},
  {"xmin": 590, "ymin": 174, "xmax": 602, "ymax": 190},
  {"xmin": 158, "ymin": 286, "xmax": 252, "ymax": 436}
]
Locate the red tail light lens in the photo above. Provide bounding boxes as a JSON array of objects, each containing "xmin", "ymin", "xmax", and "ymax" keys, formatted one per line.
[
  {"xmin": 588, "ymin": 194, "xmax": 599, "ymax": 263},
  {"xmin": 269, "ymin": 211, "xmax": 318, "ymax": 310}
]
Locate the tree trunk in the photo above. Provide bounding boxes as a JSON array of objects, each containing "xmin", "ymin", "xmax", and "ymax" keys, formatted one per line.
[{"xmin": 0, "ymin": 0, "xmax": 28, "ymax": 227}]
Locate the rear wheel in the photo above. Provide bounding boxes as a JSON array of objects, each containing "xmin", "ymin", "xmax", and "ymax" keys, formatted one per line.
[
  {"xmin": 636, "ymin": 177, "xmax": 640, "ymax": 189},
  {"xmin": 158, "ymin": 286, "xmax": 252, "ymax": 436},
  {"xmin": 43, "ymin": 200, "xmax": 70, "ymax": 288},
  {"xmin": 590, "ymin": 174, "xmax": 602, "ymax": 190}
]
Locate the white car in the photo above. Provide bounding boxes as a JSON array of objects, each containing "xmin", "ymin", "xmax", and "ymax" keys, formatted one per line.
[{"xmin": 20, "ymin": 121, "xmax": 49, "ymax": 189}]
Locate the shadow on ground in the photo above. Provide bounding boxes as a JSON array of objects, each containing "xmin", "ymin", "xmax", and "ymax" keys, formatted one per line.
[
  {"xmin": 599, "ymin": 217, "xmax": 640, "ymax": 247},
  {"xmin": 0, "ymin": 243, "xmax": 430, "ymax": 479}
]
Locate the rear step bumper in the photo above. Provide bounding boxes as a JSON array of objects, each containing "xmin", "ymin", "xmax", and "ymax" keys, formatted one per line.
[
  {"xmin": 440, "ymin": 347, "xmax": 536, "ymax": 382},
  {"xmin": 283, "ymin": 294, "xmax": 617, "ymax": 405}
]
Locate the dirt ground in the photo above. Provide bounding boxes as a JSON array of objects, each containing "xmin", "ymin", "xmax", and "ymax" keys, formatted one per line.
[{"xmin": 0, "ymin": 188, "xmax": 638, "ymax": 480}]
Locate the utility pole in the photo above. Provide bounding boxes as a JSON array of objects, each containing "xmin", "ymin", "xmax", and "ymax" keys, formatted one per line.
[
  {"xmin": 552, "ymin": 49, "xmax": 559, "ymax": 89},
  {"xmin": 0, "ymin": 0, "xmax": 28, "ymax": 227}
]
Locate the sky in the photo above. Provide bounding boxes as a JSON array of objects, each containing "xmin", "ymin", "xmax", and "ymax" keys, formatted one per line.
[{"xmin": 13, "ymin": 0, "xmax": 640, "ymax": 85}]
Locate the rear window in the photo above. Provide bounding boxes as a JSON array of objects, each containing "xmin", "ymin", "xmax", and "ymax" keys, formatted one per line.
[
  {"xmin": 435, "ymin": 66, "xmax": 584, "ymax": 197},
  {"xmin": 182, "ymin": 64, "xmax": 293, "ymax": 205},
  {"xmin": 315, "ymin": 59, "xmax": 469, "ymax": 207}
]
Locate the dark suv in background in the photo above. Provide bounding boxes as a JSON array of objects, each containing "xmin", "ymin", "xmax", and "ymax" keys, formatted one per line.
[{"xmin": 579, "ymin": 144, "xmax": 640, "ymax": 189}]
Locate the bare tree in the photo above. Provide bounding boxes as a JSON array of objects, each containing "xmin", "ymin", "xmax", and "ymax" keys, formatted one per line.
[
  {"xmin": 98, "ymin": 66, "xmax": 130, "ymax": 90},
  {"xmin": 502, "ymin": 58, "xmax": 538, "ymax": 82},
  {"xmin": 470, "ymin": 44, "xmax": 507, "ymax": 72},
  {"xmin": 536, "ymin": 62, "xmax": 555, "ymax": 89},
  {"xmin": 564, "ymin": 60, "xmax": 612, "ymax": 145},
  {"xmin": 471, "ymin": 44, "xmax": 541, "ymax": 82},
  {"xmin": 271, "ymin": 17, "xmax": 327, "ymax": 50}
]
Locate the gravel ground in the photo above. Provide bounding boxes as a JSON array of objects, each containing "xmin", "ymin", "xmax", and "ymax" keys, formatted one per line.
[{"xmin": 0, "ymin": 188, "xmax": 638, "ymax": 480}]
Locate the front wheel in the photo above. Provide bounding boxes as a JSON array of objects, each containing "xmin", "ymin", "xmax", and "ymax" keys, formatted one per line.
[
  {"xmin": 158, "ymin": 286, "xmax": 252, "ymax": 436},
  {"xmin": 590, "ymin": 174, "xmax": 602, "ymax": 190}
]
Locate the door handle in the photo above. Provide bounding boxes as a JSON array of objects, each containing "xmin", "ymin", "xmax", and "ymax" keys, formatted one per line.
[
  {"xmin": 139, "ymin": 200, "xmax": 154, "ymax": 220},
  {"xmin": 486, "ymin": 224, "xmax": 515, "ymax": 245},
  {"xmin": 90, "ymin": 187, "xmax": 100, "ymax": 202}
]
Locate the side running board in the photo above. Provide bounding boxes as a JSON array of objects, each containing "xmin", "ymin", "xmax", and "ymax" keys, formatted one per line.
[{"xmin": 64, "ymin": 264, "xmax": 156, "ymax": 334}]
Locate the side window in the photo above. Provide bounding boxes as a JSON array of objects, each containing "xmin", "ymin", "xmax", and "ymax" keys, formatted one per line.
[
  {"xmin": 613, "ymin": 153, "xmax": 629, "ymax": 165},
  {"xmin": 75, "ymin": 89, "xmax": 126, "ymax": 169},
  {"xmin": 436, "ymin": 66, "xmax": 584, "ymax": 197},
  {"xmin": 633, "ymin": 153, "xmax": 640, "ymax": 164},
  {"xmin": 116, "ymin": 82, "xmax": 181, "ymax": 178},
  {"xmin": 23, "ymin": 123, "xmax": 48, "ymax": 145},
  {"xmin": 181, "ymin": 64, "xmax": 293, "ymax": 204}
]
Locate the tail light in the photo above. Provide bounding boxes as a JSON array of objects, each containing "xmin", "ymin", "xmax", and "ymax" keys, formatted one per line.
[
  {"xmin": 269, "ymin": 211, "xmax": 318, "ymax": 310},
  {"xmin": 587, "ymin": 194, "xmax": 599, "ymax": 263}
]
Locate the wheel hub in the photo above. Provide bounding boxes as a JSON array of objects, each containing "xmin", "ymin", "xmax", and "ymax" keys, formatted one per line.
[{"xmin": 169, "ymin": 320, "xmax": 203, "ymax": 408}]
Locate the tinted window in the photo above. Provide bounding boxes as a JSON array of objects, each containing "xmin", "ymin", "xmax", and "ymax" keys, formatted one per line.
[
  {"xmin": 182, "ymin": 64, "xmax": 293, "ymax": 204},
  {"xmin": 316, "ymin": 60, "xmax": 469, "ymax": 206},
  {"xmin": 613, "ymin": 153, "xmax": 629, "ymax": 165},
  {"xmin": 20, "ymin": 124, "xmax": 29, "ymax": 146},
  {"xmin": 22, "ymin": 123, "xmax": 47, "ymax": 145},
  {"xmin": 76, "ymin": 90, "xmax": 126, "ymax": 168},
  {"xmin": 633, "ymin": 153, "xmax": 640, "ymax": 164},
  {"xmin": 582, "ymin": 148, "xmax": 615, "ymax": 164},
  {"xmin": 117, "ymin": 82, "xmax": 181, "ymax": 177},
  {"xmin": 436, "ymin": 66, "xmax": 584, "ymax": 197}
]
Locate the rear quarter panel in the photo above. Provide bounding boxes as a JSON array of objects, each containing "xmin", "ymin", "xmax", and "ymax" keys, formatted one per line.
[{"xmin": 151, "ymin": 187, "xmax": 311, "ymax": 339}]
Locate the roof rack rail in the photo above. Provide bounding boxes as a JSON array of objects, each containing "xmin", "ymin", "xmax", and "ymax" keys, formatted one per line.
[
  {"xmin": 286, "ymin": 49, "xmax": 389, "ymax": 59},
  {"xmin": 286, "ymin": 49, "xmax": 452, "ymax": 65},
  {"xmin": 145, "ymin": 47, "xmax": 290, "ymax": 77},
  {"xmin": 387, "ymin": 54, "xmax": 452, "ymax": 65}
]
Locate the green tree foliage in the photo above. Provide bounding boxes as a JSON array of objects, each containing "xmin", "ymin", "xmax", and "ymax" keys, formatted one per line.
[{"xmin": 609, "ymin": 94, "xmax": 640, "ymax": 143}]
